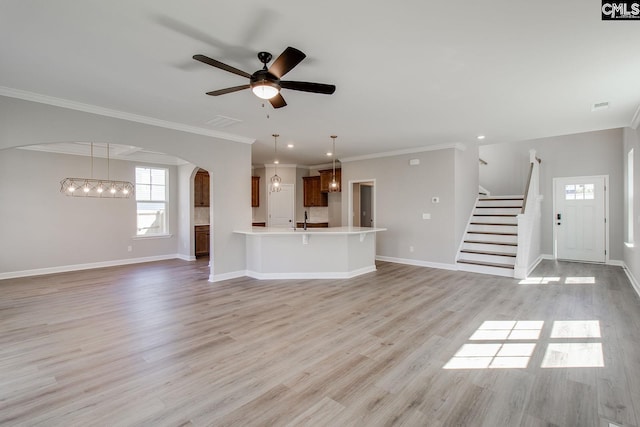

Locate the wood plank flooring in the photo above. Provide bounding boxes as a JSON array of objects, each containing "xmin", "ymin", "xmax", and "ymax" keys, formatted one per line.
[{"xmin": 1, "ymin": 259, "xmax": 639, "ymax": 426}]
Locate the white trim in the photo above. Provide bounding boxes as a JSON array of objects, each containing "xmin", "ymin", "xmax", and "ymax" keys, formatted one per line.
[
  {"xmin": 238, "ymin": 265, "xmax": 377, "ymax": 281},
  {"xmin": 540, "ymin": 253, "xmax": 555, "ymax": 260},
  {"xmin": 631, "ymin": 103, "xmax": 640, "ymax": 130},
  {"xmin": 132, "ymin": 234, "xmax": 173, "ymax": 240},
  {"xmin": 621, "ymin": 262, "xmax": 640, "ymax": 298},
  {"xmin": 177, "ymin": 254, "xmax": 197, "ymax": 262},
  {"xmin": 209, "ymin": 270, "xmax": 247, "ymax": 283},
  {"xmin": 0, "ymin": 86, "xmax": 255, "ymax": 145},
  {"xmin": 340, "ymin": 142, "xmax": 466, "ymax": 163},
  {"xmin": 348, "ymin": 179, "xmax": 377, "ymax": 228},
  {"xmin": 527, "ymin": 255, "xmax": 545, "ymax": 276},
  {"xmin": 376, "ymin": 255, "xmax": 458, "ymax": 271},
  {"xmin": 607, "ymin": 259, "xmax": 625, "ymax": 267},
  {"xmin": 0, "ymin": 254, "xmax": 181, "ymax": 280}
]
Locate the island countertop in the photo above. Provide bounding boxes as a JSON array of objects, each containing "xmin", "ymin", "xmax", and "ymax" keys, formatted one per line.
[
  {"xmin": 234, "ymin": 226, "xmax": 386, "ymax": 280},
  {"xmin": 234, "ymin": 226, "xmax": 386, "ymax": 235}
]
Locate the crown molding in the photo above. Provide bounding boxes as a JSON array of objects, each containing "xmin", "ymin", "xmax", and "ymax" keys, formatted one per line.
[
  {"xmin": 339, "ymin": 142, "xmax": 466, "ymax": 163},
  {"xmin": 263, "ymin": 163, "xmax": 298, "ymax": 168},
  {"xmin": 631, "ymin": 103, "xmax": 640, "ymax": 130},
  {"xmin": 0, "ymin": 86, "xmax": 256, "ymax": 144}
]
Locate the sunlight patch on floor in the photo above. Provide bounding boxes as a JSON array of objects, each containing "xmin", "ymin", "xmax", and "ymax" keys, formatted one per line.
[{"xmin": 541, "ymin": 343, "xmax": 604, "ymax": 368}]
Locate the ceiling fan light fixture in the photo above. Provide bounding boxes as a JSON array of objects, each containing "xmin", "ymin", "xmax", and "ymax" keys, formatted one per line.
[{"xmin": 251, "ymin": 81, "xmax": 280, "ymax": 100}]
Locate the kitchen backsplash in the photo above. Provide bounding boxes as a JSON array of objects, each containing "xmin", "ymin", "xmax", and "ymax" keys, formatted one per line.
[{"xmin": 194, "ymin": 207, "xmax": 210, "ymax": 225}]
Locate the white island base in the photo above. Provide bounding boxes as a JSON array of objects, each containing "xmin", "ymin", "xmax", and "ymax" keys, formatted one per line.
[{"xmin": 235, "ymin": 227, "xmax": 386, "ymax": 280}]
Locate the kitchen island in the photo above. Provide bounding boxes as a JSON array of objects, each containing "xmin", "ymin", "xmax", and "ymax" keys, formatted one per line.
[{"xmin": 234, "ymin": 226, "xmax": 386, "ymax": 279}]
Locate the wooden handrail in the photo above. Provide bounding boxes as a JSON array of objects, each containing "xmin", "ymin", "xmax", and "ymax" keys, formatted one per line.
[{"xmin": 521, "ymin": 161, "xmax": 535, "ymax": 214}]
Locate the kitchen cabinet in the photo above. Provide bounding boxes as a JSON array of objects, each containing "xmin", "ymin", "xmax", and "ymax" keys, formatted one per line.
[
  {"xmin": 303, "ymin": 176, "xmax": 328, "ymax": 207},
  {"xmin": 195, "ymin": 225, "xmax": 210, "ymax": 257},
  {"xmin": 251, "ymin": 176, "xmax": 260, "ymax": 207},
  {"xmin": 194, "ymin": 170, "xmax": 210, "ymax": 207},
  {"xmin": 319, "ymin": 168, "xmax": 341, "ymax": 192}
]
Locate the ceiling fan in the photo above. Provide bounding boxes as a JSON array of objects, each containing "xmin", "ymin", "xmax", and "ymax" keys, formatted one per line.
[{"xmin": 193, "ymin": 46, "xmax": 336, "ymax": 109}]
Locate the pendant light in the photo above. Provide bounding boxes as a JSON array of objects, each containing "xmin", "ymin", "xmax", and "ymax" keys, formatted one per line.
[
  {"xmin": 270, "ymin": 134, "xmax": 282, "ymax": 193},
  {"xmin": 60, "ymin": 143, "xmax": 134, "ymax": 198},
  {"xmin": 328, "ymin": 135, "xmax": 339, "ymax": 192}
]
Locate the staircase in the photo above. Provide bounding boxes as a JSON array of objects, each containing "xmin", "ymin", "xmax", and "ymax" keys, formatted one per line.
[{"xmin": 457, "ymin": 196, "xmax": 524, "ymax": 277}]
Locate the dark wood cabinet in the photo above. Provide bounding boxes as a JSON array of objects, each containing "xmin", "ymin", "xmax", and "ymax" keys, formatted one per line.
[
  {"xmin": 295, "ymin": 222, "xmax": 329, "ymax": 228},
  {"xmin": 194, "ymin": 170, "xmax": 210, "ymax": 207},
  {"xmin": 195, "ymin": 225, "xmax": 210, "ymax": 257},
  {"xmin": 303, "ymin": 176, "xmax": 328, "ymax": 207},
  {"xmin": 319, "ymin": 168, "xmax": 341, "ymax": 193},
  {"xmin": 251, "ymin": 176, "xmax": 260, "ymax": 207}
]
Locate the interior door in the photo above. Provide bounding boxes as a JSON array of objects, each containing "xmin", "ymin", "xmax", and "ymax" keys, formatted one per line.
[
  {"xmin": 268, "ymin": 184, "xmax": 294, "ymax": 228},
  {"xmin": 554, "ymin": 176, "xmax": 606, "ymax": 262}
]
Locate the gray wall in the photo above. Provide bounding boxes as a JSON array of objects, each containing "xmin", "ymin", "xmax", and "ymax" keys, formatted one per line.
[
  {"xmin": 455, "ymin": 142, "xmax": 480, "ymax": 247},
  {"xmin": 341, "ymin": 147, "xmax": 474, "ymax": 266},
  {"xmin": 0, "ymin": 95, "xmax": 251, "ymax": 278},
  {"xmin": 623, "ymin": 126, "xmax": 640, "ymax": 286},
  {"xmin": 479, "ymin": 129, "xmax": 624, "ymax": 260},
  {"xmin": 0, "ymin": 149, "xmax": 179, "ymax": 272}
]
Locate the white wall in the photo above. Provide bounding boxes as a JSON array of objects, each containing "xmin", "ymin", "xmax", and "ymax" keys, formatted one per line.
[
  {"xmin": 623, "ymin": 126, "xmax": 640, "ymax": 292},
  {"xmin": 479, "ymin": 129, "xmax": 624, "ymax": 260},
  {"xmin": 0, "ymin": 95, "xmax": 251, "ymax": 280},
  {"xmin": 342, "ymin": 147, "xmax": 470, "ymax": 266},
  {"xmin": 0, "ymin": 149, "xmax": 179, "ymax": 273},
  {"xmin": 455, "ymin": 142, "xmax": 480, "ymax": 247}
]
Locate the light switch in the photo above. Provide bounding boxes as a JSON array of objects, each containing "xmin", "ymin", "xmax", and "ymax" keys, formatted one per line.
[{"xmin": 422, "ymin": 213, "xmax": 431, "ymax": 220}]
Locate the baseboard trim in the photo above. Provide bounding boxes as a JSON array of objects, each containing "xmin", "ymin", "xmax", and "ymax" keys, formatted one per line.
[
  {"xmin": 209, "ymin": 270, "xmax": 247, "ymax": 283},
  {"xmin": 0, "ymin": 254, "xmax": 182, "ymax": 280},
  {"xmin": 376, "ymin": 256, "xmax": 458, "ymax": 271},
  {"xmin": 527, "ymin": 255, "xmax": 545, "ymax": 276},
  {"xmin": 239, "ymin": 265, "xmax": 378, "ymax": 281},
  {"xmin": 176, "ymin": 254, "xmax": 196, "ymax": 262},
  {"xmin": 621, "ymin": 262, "xmax": 640, "ymax": 299},
  {"xmin": 607, "ymin": 259, "xmax": 625, "ymax": 267}
]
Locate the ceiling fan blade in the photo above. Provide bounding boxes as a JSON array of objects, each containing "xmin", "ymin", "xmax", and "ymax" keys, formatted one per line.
[
  {"xmin": 268, "ymin": 47, "xmax": 306, "ymax": 79},
  {"xmin": 193, "ymin": 54, "xmax": 251, "ymax": 78},
  {"xmin": 206, "ymin": 85, "xmax": 250, "ymax": 96},
  {"xmin": 269, "ymin": 93, "xmax": 287, "ymax": 109},
  {"xmin": 280, "ymin": 81, "xmax": 336, "ymax": 95}
]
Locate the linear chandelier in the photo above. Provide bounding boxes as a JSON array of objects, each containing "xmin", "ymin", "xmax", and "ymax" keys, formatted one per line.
[{"xmin": 60, "ymin": 143, "xmax": 134, "ymax": 198}]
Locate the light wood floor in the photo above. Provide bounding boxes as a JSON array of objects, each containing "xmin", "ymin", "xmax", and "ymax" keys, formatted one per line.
[{"xmin": 1, "ymin": 259, "xmax": 639, "ymax": 426}]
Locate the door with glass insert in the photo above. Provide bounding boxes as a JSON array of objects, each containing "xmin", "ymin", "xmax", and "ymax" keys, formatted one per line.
[{"xmin": 554, "ymin": 176, "xmax": 606, "ymax": 262}]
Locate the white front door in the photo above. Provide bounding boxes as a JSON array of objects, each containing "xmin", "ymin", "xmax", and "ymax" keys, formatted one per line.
[
  {"xmin": 554, "ymin": 176, "xmax": 606, "ymax": 262},
  {"xmin": 268, "ymin": 184, "xmax": 294, "ymax": 228}
]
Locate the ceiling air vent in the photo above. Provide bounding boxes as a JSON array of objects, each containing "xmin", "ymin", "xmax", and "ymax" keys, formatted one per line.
[
  {"xmin": 205, "ymin": 115, "xmax": 242, "ymax": 128},
  {"xmin": 592, "ymin": 102, "xmax": 609, "ymax": 112}
]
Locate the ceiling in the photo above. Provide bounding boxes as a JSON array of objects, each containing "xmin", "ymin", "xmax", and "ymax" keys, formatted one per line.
[{"xmin": 1, "ymin": 1, "xmax": 639, "ymax": 167}]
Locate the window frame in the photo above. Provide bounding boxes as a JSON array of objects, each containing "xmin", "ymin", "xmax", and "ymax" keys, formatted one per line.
[{"xmin": 134, "ymin": 166, "xmax": 170, "ymax": 237}]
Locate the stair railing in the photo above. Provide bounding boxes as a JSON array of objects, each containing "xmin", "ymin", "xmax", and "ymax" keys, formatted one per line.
[{"xmin": 514, "ymin": 149, "xmax": 542, "ymax": 279}]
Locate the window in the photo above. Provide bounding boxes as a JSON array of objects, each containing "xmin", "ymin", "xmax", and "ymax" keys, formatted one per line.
[
  {"xmin": 564, "ymin": 183, "xmax": 594, "ymax": 200},
  {"xmin": 135, "ymin": 167, "xmax": 168, "ymax": 236},
  {"xmin": 628, "ymin": 149, "xmax": 634, "ymax": 244}
]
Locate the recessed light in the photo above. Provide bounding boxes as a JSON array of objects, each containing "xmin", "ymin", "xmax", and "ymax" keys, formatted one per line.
[
  {"xmin": 274, "ymin": 160, "xmax": 279, "ymax": 164},
  {"xmin": 326, "ymin": 152, "xmax": 333, "ymax": 156},
  {"xmin": 287, "ymin": 144, "xmax": 294, "ymax": 148},
  {"xmin": 477, "ymin": 135, "xmax": 486, "ymax": 140}
]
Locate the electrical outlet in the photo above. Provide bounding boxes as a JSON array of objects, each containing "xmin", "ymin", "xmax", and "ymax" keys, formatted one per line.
[
  {"xmin": 127, "ymin": 245, "xmax": 132, "ymax": 252},
  {"xmin": 422, "ymin": 213, "xmax": 431, "ymax": 220},
  {"xmin": 409, "ymin": 246, "xmax": 414, "ymax": 252}
]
